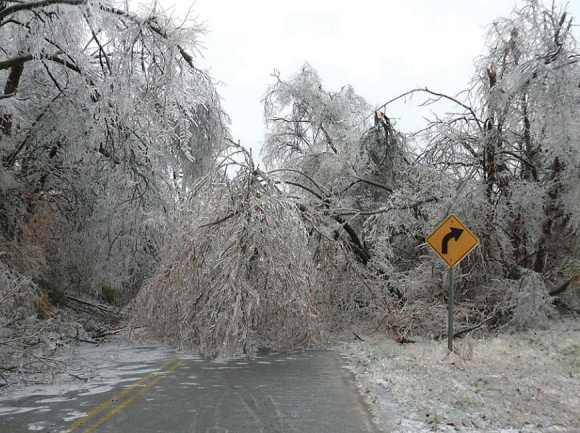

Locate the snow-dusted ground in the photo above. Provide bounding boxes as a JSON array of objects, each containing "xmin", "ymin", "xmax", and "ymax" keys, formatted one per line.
[
  {"xmin": 343, "ymin": 317, "xmax": 580, "ymax": 432},
  {"xmin": 0, "ymin": 344, "xmax": 178, "ymax": 417}
]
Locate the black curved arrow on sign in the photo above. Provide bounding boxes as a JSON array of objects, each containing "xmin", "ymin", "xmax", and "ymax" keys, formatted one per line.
[{"xmin": 442, "ymin": 227, "xmax": 464, "ymax": 254}]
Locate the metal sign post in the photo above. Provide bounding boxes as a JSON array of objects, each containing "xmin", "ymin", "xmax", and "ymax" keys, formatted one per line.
[
  {"xmin": 426, "ymin": 214, "xmax": 479, "ymax": 352},
  {"xmin": 448, "ymin": 267, "xmax": 454, "ymax": 351}
]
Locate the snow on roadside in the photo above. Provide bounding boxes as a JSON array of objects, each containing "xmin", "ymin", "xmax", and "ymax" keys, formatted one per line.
[
  {"xmin": 343, "ymin": 318, "xmax": 580, "ymax": 432},
  {"xmin": 0, "ymin": 344, "xmax": 176, "ymax": 403}
]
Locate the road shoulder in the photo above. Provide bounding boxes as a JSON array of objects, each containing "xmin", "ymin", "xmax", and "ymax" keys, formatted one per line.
[{"xmin": 344, "ymin": 317, "xmax": 580, "ymax": 432}]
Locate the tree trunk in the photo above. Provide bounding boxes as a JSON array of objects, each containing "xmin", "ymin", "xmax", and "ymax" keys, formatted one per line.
[
  {"xmin": 482, "ymin": 67, "xmax": 499, "ymax": 267},
  {"xmin": 533, "ymin": 157, "xmax": 562, "ymax": 273},
  {"xmin": 0, "ymin": 62, "xmax": 24, "ymax": 135}
]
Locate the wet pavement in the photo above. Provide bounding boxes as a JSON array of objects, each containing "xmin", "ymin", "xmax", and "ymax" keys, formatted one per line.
[{"xmin": 0, "ymin": 348, "xmax": 377, "ymax": 432}]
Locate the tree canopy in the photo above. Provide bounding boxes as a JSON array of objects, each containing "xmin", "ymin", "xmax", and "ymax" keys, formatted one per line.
[
  {"xmin": 1, "ymin": 0, "xmax": 579, "ymax": 358},
  {"xmin": 1, "ymin": 0, "xmax": 227, "ymax": 301}
]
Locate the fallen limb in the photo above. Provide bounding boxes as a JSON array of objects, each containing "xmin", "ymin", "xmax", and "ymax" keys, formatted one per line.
[
  {"xmin": 552, "ymin": 298, "xmax": 580, "ymax": 315},
  {"xmin": 75, "ymin": 337, "xmax": 98, "ymax": 344},
  {"xmin": 67, "ymin": 372, "xmax": 90, "ymax": 381},
  {"xmin": 549, "ymin": 272, "xmax": 579, "ymax": 297},
  {"xmin": 66, "ymin": 296, "xmax": 113, "ymax": 312},
  {"xmin": 93, "ymin": 328, "xmax": 124, "ymax": 339},
  {"xmin": 395, "ymin": 336, "xmax": 416, "ymax": 344},
  {"xmin": 433, "ymin": 316, "xmax": 494, "ymax": 341},
  {"xmin": 0, "ymin": 340, "xmax": 65, "ymax": 369},
  {"xmin": 0, "ymin": 364, "xmax": 18, "ymax": 371}
]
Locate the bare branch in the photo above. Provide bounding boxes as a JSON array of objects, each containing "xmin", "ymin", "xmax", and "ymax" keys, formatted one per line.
[
  {"xmin": 268, "ymin": 168, "xmax": 331, "ymax": 196},
  {"xmin": 360, "ymin": 88, "xmax": 483, "ymax": 135},
  {"xmin": 0, "ymin": 0, "xmax": 85, "ymax": 22},
  {"xmin": 353, "ymin": 176, "xmax": 393, "ymax": 193}
]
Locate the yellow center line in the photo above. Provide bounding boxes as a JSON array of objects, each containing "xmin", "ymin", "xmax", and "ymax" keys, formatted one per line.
[
  {"xmin": 81, "ymin": 360, "xmax": 182, "ymax": 433},
  {"xmin": 67, "ymin": 357, "xmax": 178, "ymax": 432}
]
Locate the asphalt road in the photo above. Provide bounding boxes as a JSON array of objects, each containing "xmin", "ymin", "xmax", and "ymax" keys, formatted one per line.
[{"xmin": 1, "ymin": 349, "xmax": 377, "ymax": 432}]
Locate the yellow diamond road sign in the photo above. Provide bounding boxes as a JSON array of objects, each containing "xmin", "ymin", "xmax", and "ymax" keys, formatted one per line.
[{"xmin": 426, "ymin": 214, "xmax": 479, "ymax": 268}]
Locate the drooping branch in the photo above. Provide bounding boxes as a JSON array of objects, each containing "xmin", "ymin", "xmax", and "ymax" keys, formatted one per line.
[
  {"xmin": 332, "ymin": 197, "xmax": 438, "ymax": 216},
  {"xmin": 84, "ymin": 14, "xmax": 111, "ymax": 75},
  {"xmin": 353, "ymin": 176, "xmax": 394, "ymax": 193},
  {"xmin": 331, "ymin": 213, "xmax": 371, "ymax": 264},
  {"xmin": 0, "ymin": 0, "xmax": 85, "ymax": 22},
  {"xmin": 3, "ymin": 92, "xmax": 62, "ymax": 166},
  {"xmin": 1, "ymin": 1, "xmax": 202, "ymax": 74},
  {"xmin": 295, "ymin": 201, "xmax": 371, "ymax": 265},
  {"xmin": 268, "ymin": 168, "xmax": 330, "ymax": 196},
  {"xmin": 95, "ymin": 3, "xmax": 203, "ymax": 73},
  {"xmin": 198, "ymin": 210, "xmax": 240, "ymax": 229},
  {"xmin": 319, "ymin": 123, "xmax": 338, "ymax": 154},
  {"xmin": 280, "ymin": 177, "xmax": 371, "ymax": 265},
  {"xmin": 283, "ymin": 180, "xmax": 327, "ymax": 202},
  {"xmin": 0, "ymin": 52, "xmax": 81, "ymax": 74}
]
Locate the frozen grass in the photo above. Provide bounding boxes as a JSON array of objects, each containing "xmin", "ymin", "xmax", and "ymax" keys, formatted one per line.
[{"xmin": 344, "ymin": 317, "xmax": 580, "ymax": 432}]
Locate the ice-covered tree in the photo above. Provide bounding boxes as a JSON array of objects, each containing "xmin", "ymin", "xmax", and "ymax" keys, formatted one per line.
[
  {"xmin": 476, "ymin": 0, "xmax": 579, "ymax": 276},
  {"xmin": 262, "ymin": 65, "xmax": 443, "ymax": 320},
  {"xmin": 135, "ymin": 143, "xmax": 321, "ymax": 357},
  {"xmin": 409, "ymin": 0, "xmax": 580, "ymax": 326},
  {"xmin": 0, "ymin": 0, "xmax": 226, "ymax": 300}
]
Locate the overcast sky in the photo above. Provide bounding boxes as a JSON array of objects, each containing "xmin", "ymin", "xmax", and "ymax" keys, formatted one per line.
[{"xmin": 163, "ymin": 0, "xmax": 579, "ymax": 160}]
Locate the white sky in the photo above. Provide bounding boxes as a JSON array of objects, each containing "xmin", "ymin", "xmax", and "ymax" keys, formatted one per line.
[{"xmin": 162, "ymin": 0, "xmax": 580, "ymax": 160}]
